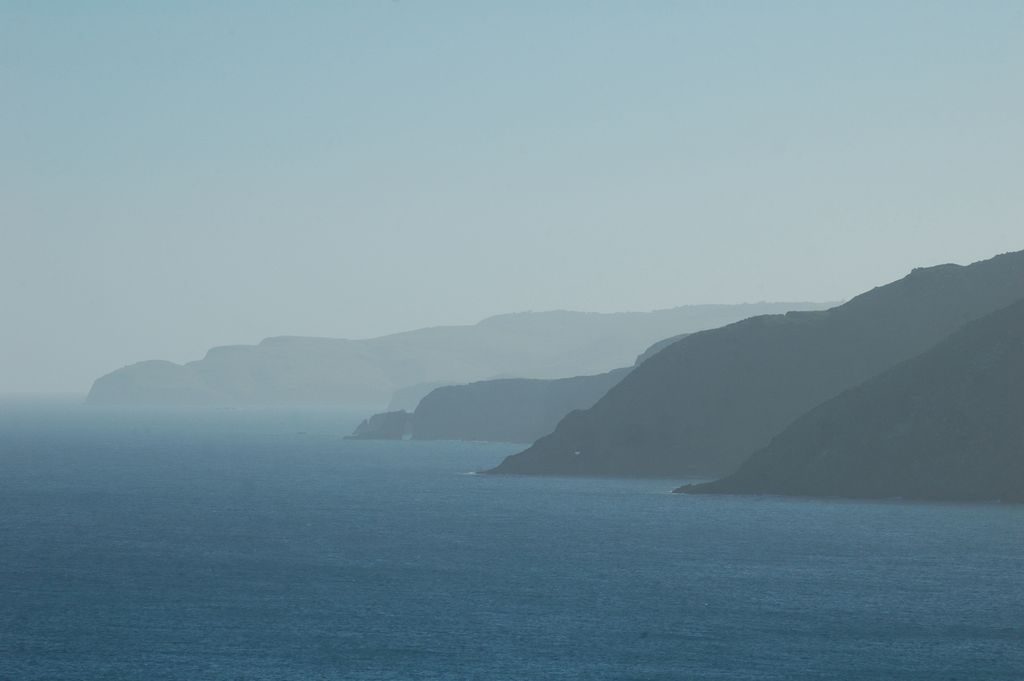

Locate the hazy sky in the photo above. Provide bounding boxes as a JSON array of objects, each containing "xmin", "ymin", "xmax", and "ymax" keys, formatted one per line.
[{"xmin": 2, "ymin": 2, "xmax": 1022, "ymax": 393}]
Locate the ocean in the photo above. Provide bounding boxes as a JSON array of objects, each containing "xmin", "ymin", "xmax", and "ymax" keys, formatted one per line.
[{"xmin": 1, "ymin": 399, "xmax": 1022, "ymax": 680}]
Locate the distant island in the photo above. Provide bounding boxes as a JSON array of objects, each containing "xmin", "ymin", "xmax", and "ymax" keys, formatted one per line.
[
  {"xmin": 485, "ymin": 249, "xmax": 1024, "ymax": 479},
  {"xmin": 86, "ymin": 303, "xmax": 829, "ymax": 407},
  {"xmin": 682, "ymin": 297, "xmax": 1024, "ymax": 502}
]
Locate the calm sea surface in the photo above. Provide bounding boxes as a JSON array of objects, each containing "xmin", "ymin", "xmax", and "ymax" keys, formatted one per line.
[{"xmin": 2, "ymin": 399, "xmax": 1023, "ymax": 680}]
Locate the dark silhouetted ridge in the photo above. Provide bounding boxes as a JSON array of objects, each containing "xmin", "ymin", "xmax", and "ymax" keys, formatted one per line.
[
  {"xmin": 486, "ymin": 250, "xmax": 1024, "ymax": 478},
  {"xmin": 685, "ymin": 298, "xmax": 1024, "ymax": 502}
]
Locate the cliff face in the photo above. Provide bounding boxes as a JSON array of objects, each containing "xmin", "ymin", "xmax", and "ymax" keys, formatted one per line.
[
  {"xmin": 86, "ymin": 303, "xmax": 826, "ymax": 407},
  {"xmin": 487, "ymin": 250, "xmax": 1024, "ymax": 478},
  {"xmin": 348, "ymin": 331, "xmax": 689, "ymax": 444},
  {"xmin": 347, "ymin": 411, "xmax": 414, "ymax": 440},
  {"xmin": 686, "ymin": 298, "xmax": 1024, "ymax": 502},
  {"xmin": 410, "ymin": 369, "xmax": 629, "ymax": 444}
]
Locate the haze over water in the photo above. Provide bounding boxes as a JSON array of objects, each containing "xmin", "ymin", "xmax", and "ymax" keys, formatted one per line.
[
  {"xmin": 3, "ymin": 400, "xmax": 1022, "ymax": 680},
  {"xmin": 4, "ymin": 4, "xmax": 1024, "ymax": 679}
]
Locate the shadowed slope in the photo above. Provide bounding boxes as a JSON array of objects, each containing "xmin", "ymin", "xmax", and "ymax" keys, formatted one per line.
[
  {"xmin": 686, "ymin": 298, "xmax": 1024, "ymax": 502},
  {"xmin": 488, "ymin": 250, "xmax": 1024, "ymax": 478},
  {"xmin": 348, "ymin": 332, "xmax": 686, "ymax": 444},
  {"xmin": 408, "ymin": 369, "xmax": 629, "ymax": 444}
]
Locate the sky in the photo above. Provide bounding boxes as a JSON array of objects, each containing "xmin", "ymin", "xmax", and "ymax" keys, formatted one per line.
[{"xmin": 2, "ymin": 1, "xmax": 1022, "ymax": 393}]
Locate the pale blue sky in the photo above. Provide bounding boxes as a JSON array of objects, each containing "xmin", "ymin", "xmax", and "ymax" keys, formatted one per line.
[{"xmin": 2, "ymin": 1, "xmax": 1022, "ymax": 392}]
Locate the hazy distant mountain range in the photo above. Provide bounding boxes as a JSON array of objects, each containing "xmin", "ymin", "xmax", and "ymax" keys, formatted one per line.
[
  {"xmin": 86, "ymin": 303, "xmax": 828, "ymax": 407},
  {"xmin": 349, "ymin": 369, "xmax": 627, "ymax": 444},
  {"xmin": 350, "ymin": 332, "xmax": 693, "ymax": 444},
  {"xmin": 487, "ymin": 250, "xmax": 1024, "ymax": 480},
  {"xmin": 404, "ymin": 369, "xmax": 632, "ymax": 444},
  {"xmin": 685, "ymin": 297, "xmax": 1024, "ymax": 502},
  {"xmin": 351, "ymin": 370, "xmax": 632, "ymax": 445}
]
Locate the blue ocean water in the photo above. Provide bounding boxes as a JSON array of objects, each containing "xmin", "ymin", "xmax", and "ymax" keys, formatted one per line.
[{"xmin": 1, "ymin": 399, "xmax": 1023, "ymax": 681}]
